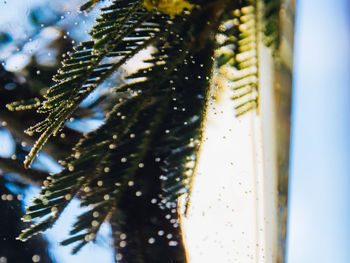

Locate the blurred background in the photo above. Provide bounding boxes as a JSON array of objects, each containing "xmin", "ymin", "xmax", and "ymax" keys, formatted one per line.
[
  {"xmin": 0, "ymin": 1, "xmax": 114, "ymax": 262},
  {"xmin": 0, "ymin": 0, "xmax": 349, "ymax": 262},
  {"xmin": 287, "ymin": 1, "xmax": 350, "ymax": 262}
]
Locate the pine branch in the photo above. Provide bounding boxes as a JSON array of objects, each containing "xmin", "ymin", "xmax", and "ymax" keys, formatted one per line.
[
  {"xmin": 22, "ymin": 0, "xmax": 167, "ymax": 168},
  {"xmin": 19, "ymin": 1, "xmax": 229, "ymax": 256},
  {"xmin": 0, "ymin": 65, "xmax": 82, "ymax": 161},
  {"xmin": 215, "ymin": 1, "xmax": 259, "ymax": 117},
  {"xmin": 109, "ymin": 154, "xmax": 187, "ymax": 263},
  {"xmin": 214, "ymin": 0, "xmax": 280, "ymax": 117}
]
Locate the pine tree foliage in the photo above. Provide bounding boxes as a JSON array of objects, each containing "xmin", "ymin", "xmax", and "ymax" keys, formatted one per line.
[
  {"xmin": 215, "ymin": 0, "xmax": 280, "ymax": 116},
  {"xmin": 17, "ymin": 0, "xmax": 221, "ymax": 254},
  {"xmin": 20, "ymin": 0, "xmax": 164, "ymax": 169},
  {"xmin": 215, "ymin": 2, "xmax": 259, "ymax": 116},
  {"xmin": 7, "ymin": 0, "xmax": 282, "ymax": 259}
]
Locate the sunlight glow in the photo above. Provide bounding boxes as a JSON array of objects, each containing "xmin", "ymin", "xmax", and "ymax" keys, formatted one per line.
[{"xmin": 181, "ymin": 83, "xmax": 271, "ymax": 263}]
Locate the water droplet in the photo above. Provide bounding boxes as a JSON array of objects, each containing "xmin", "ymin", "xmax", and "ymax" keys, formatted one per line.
[
  {"xmin": 116, "ymin": 254, "xmax": 123, "ymax": 261},
  {"xmin": 109, "ymin": 144, "xmax": 116, "ymax": 149},
  {"xmin": 168, "ymin": 240, "xmax": 178, "ymax": 246},
  {"xmin": 119, "ymin": 241, "xmax": 127, "ymax": 248},
  {"xmin": 148, "ymin": 237, "xmax": 155, "ymax": 244},
  {"xmin": 32, "ymin": 255, "xmax": 40, "ymax": 263},
  {"xmin": 135, "ymin": 191, "xmax": 142, "ymax": 197}
]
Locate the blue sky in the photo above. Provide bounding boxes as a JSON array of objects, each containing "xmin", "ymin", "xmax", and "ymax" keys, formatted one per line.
[
  {"xmin": 287, "ymin": 1, "xmax": 350, "ymax": 262},
  {"xmin": 0, "ymin": 1, "xmax": 350, "ymax": 263}
]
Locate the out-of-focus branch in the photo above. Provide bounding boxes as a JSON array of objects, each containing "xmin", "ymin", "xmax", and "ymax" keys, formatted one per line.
[
  {"xmin": 0, "ymin": 157, "xmax": 49, "ymax": 186},
  {"xmin": 0, "ymin": 65, "xmax": 82, "ymax": 161},
  {"xmin": 0, "ymin": 111, "xmax": 82, "ymax": 160}
]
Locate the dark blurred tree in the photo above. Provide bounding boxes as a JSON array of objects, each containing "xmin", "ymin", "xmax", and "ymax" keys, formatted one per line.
[
  {"xmin": 0, "ymin": 177, "xmax": 53, "ymax": 263},
  {"xmin": 0, "ymin": 4, "xmax": 81, "ymax": 262}
]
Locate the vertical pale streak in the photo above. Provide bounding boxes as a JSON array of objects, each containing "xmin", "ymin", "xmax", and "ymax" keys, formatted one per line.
[
  {"xmin": 180, "ymin": 82, "xmax": 265, "ymax": 263},
  {"xmin": 181, "ymin": 1, "xmax": 294, "ymax": 263},
  {"xmin": 259, "ymin": 44, "xmax": 277, "ymax": 263}
]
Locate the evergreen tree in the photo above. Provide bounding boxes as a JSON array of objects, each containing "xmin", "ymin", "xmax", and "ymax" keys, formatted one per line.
[{"xmin": 1, "ymin": 0, "xmax": 293, "ymax": 262}]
